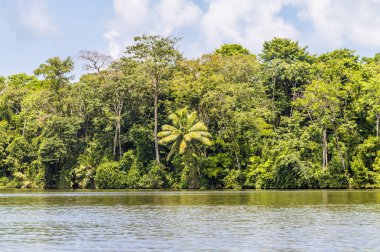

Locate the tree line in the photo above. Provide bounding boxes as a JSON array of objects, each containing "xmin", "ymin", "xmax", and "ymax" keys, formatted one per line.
[{"xmin": 1, "ymin": 35, "xmax": 380, "ymax": 189}]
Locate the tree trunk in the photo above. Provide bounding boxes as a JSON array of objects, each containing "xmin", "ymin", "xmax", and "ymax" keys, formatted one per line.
[
  {"xmin": 376, "ymin": 113, "xmax": 379, "ymax": 138},
  {"xmin": 189, "ymin": 166, "xmax": 198, "ymax": 189},
  {"xmin": 203, "ymin": 146, "xmax": 207, "ymax": 158},
  {"xmin": 272, "ymin": 76, "xmax": 276, "ymax": 101},
  {"xmin": 118, "ymin": 105, "xmax": 122, "ymax": 159},
  {"xmin": 235, "ymin": 151, "xmax": 241, "ymax": 171},
  {"xmin": 322, "ymin": 128, "xmax": 328, "ymax": 171},
  {"xmin": 113, "ymin": 118, "xmax": 120, "ymax": 160},
  {"xmin": 290, "ymin": 83, "xmax": 297, "ymax": 118},
  {"xmin": 22, "ymin": 118, "xmax": 27, "ymax": 137},
  {"xmin": 189, "ymin": 161, "xmax": 199, "ymax": 189},
  {"xmin": 113, "ymin": 100, "xmax": 123, "ymax": 160},
  {"xmin": 84, "ymin": 116, "xmax": 88, "ymax": 143},
  {"xmin": 113, "ymin": 124, "xmax": 117, "ymax": 158},
  {"xmin": 334, "ymin": 132, "xmax": 346, "ymax": 170},
  {"xmin": 154, "ymin": 82, "xmax": 160, "ymax": 164},
  {"xmin": 333, "ymin": 127, "xmax": 350, "ymax": 188},
  {"xmin": 185, "ymin": 148, "xmax": 199, "ymax": 189}
]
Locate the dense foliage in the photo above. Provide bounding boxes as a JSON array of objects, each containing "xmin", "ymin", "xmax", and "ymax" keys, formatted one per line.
[{"xmin": 1, "ymin": 36, "xmax": 380, "ymax": 189}]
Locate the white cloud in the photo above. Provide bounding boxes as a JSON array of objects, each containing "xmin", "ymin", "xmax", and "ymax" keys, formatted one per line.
[
  {"xmin": 103, "ymin": 0, "xmax": 151, "ymax": 58},
  {"xmin": 104, "ymin": 0, "xmax": 380, "ymax": 59},
  {"xmin": 104, "ymin": 0, "xmax": 297, "ymax": 57},
  {"xmin": 104, "ymin": 0, "xmax": 202, "ymax": 58},
  {"xmin": 17, "ymin": 0, "xmax": 57, "ymax": 34},
  {"xmin": 200, "ymin": 0, "xmax": 299, "ymax": 53},
  {"xmin": 113, "ymin": 0, "xmax": 150, "ymax": 28},
  {"xmin": 155, "ymin": 0, "xmax": 202, "ymax": 35},
  {"xmin": 103, "ymin": 29, "xmax": 121, "ymax": 59},
  {"xmin": 298, "ymin": 0, "xmax": 380, "ymax": 51}
]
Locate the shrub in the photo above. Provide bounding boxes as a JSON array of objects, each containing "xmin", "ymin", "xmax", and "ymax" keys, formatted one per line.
[
  {"xmin": 0, "ymin": 177, "xmax": 10, "ymax": 188},
  {"xmin": 125, "ymin": 162, "xmax": 142, "ymax": 189},
  {"xmin": 95, "ymin": 162, "xmax": 127, "ymax": 189},
  {"xmin": 223, "ymin": 169, "xmax": 242, "ymax": 189},
  {"xmin": 314, "ymin": 169, "xmax": 348, "ymax": 189},
  {"xmin": 140, "ymin": 161, "xmax": 167, "ymax": 189}
]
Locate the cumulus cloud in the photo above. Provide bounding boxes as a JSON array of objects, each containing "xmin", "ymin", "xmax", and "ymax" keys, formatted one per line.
[
  {"xmin": 103, "ymin": 29, "xmax": 121, "ymax": 60},
  {"xmin": 104, "ymin": 0, "xmax": 380, "ymax": 58},
  {"xmin": 17, "ymin": 0, "xmax": 57, "ymax": 34},
  {"xmin": 155, "ymin": 0, "xmax": 203, "ymax": 34},
  {"xmin": 104, "ymin": 0, "xmax": 202, "ymax": 58},
  {"xmin": 298, "ymin": 0, "xmax": 380, "ymax": 51},
  {"xmin": 200, "ymin": 0, "xmax": 299, "ymax": 52}
]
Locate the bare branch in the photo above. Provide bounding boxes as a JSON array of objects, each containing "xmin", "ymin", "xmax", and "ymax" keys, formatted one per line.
[{"xmin": 78, "ymin": 50, "xmax": 112, "ymax": 73}]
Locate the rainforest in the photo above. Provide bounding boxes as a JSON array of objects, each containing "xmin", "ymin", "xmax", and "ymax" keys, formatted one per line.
[{"xmin": 1, "ymin": 35, "xmax": 380, "ymax": 189}]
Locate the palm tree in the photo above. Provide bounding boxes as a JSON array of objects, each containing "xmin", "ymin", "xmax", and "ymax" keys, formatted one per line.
[{"xmin": 158, "ymin": 107, "xmax": 212, "ymax": 189}]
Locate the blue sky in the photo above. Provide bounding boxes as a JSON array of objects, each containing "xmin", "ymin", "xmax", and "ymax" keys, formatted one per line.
[{"xmin": 1, "ymin": 0, "xmax": 380, "ymax": 79}]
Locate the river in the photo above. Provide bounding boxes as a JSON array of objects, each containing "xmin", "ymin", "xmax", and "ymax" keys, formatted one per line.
[{"xmin": 0, "ymin": 190, "xmax": 379, "ymax": 251}]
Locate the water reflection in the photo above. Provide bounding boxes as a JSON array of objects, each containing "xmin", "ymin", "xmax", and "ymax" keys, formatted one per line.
[
  {"xmin": 0, "ymin": 190, "xmax": 379, "ymax": 251},
  {"xmin": 1, "ymin": 190, "xmax": 380, "ymax": 206}
]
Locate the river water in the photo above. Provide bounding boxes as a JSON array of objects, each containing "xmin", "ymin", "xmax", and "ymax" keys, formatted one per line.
[{"xmin": 0, "ymin": 190, "xmax": 379, "ymax": 251}]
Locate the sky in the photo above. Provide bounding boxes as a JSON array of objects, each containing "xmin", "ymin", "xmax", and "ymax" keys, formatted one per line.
[{"xmin": 1, "ymin": 0, "xmax": 380, "ymax": 79}]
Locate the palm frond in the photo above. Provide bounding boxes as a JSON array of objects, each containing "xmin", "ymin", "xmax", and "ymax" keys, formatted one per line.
[
  {"xmin": 188, "ymin": 131, "xmax": 212, "ymax": 138},
  {"xmin": 161, "ymin": 124, "xmax": 178, "ymax": 131},
  {"xmin": 198, "ymin": 131, "xmax": 212, "ymax": 138},
  {"xmin": 186, "ymin": 111, "xmax": 197, "ymax": 129},
  {"xmin": 185, "ymin": 132, "xmax": 212, "ymax": 146},
  {"xmin": 159, "ymin": 134, "xmax": 180, "ymax": 144},
  {"xmin": 179, "ymin": 139, "xmax": 187, "ymax": 154},
  {"xmin": 157, "ymin": 131, "xmax": 172, "ymax": 138},
  {"xmin": 184, "ymin": 132, "xmax": 202, "ymax": 141},
  {"xmin": 189, "ymin": 121, "xmax": 208, "ymax": 132},
  {"xmin": 177, "ymin": 107, "xmax": 188, "ymax": 118},
  {"xmin": 198, "ymin": 137, "xmax": 212, "ymax": 146},
  {"xmin": 168, "ymin": 113, "xmax": 180, "ymax": 126},
  {"xmin": 167, "ymin": 140, "xmax": 180, "ymax": 161},
  {"xmin": 183, "ymin": 132, "xmax": 195, "ymax": 142}
]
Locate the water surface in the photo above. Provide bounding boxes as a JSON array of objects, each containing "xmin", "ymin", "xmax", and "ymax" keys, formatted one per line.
[{"xmin": 0, "ymin": 190, "xmax": 379, "ymax": 251}]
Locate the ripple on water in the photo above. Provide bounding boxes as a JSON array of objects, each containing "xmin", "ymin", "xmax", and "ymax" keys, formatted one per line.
[{"xmin": 0, "ymin": 190, "xmax": 379, "ymax": 251}]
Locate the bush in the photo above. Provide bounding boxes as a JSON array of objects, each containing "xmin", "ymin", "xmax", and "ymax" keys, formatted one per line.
[
  {"xmin": 350, "ymin": 156, "xmax": 378, "ymax": 188},
  {"xmin": 120, "ymin": 150, "xmax": 136, "ymax": 171},
  {"xmin": 57, "ymin": 169, "xmax": 72, "ymax": 189},
  {"xmin": 95, "ymin": 162, "xmax": 127, "ymax": 189},
  {"xmin": 223, "ymin": 169, "xmax": 242, "ymax": 189},
  {"xmin": 140, "ymin": 161, "xmax": 167, "ymax": 189},
  {"xmin": 5, "ymin": 179, "xmax": 19, "ymax": 188},
  {"xmin": 314, "ymin": 169, "xmax": 348, "ymax": 189},
  {"xmin": 201, "ymin": 155, "xmax": 229, "ymax": 189},
  {"xmin": 245, "ymin": 157, "xmax": 274, "ymax": 189},
  {"xmin": 126, "ymin": 162, "xmax": 142, "ymax": 189},
  {"xmin": 73, "ymin": 165, "xmax": 95, "ymax": 189},
  {"xmin": 28, "ymin": 160, "xmax": 45, "ymax": 188},
  {"xmin": 0, "ymin": 177, "xmax": 10, "ymax": 188},
  {"xmin": 273, "ymin": 153, "xmax": 304, "ymax": 189}
]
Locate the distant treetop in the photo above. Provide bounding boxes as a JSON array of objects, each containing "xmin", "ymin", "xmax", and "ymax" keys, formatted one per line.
[
  {"xmin": 259, "ymin": 37, "xmax": 311, "ymax": 63},
  {"xmin": 215, "ymin": 44, "xmax": 251, "ymax": 56}
]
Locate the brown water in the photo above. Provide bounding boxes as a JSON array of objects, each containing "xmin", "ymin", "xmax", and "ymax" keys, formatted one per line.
[{"xmin": 0, "ymin": 190, "xmax": 379, "ymax": 251}]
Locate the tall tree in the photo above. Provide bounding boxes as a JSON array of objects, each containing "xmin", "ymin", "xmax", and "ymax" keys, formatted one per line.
[
  {"xmin": 260, "ymin": 38, "xmax": 313, "ymax": 117},
  {"xmin": 33, "ymin": 57, "xmax": 74, "ymax": 117},
  {"xmin": 126, "ymin": 35, "xmax": 181, "ymax": 164},
  {"xmin": 34, "ymin": 57, "xmax": 74, "ymax": 91},
  {"xmin": 295, "ymin": 49, "xmax": 363, "ymax": 185},
  {"xmin": 103, "ymin": 59, "xmax": 146, "ymax": 160},
  {"xmin": 360, "ymin": 54, "xmax": 380, "ymax": 138}
]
